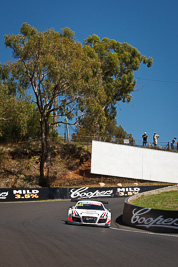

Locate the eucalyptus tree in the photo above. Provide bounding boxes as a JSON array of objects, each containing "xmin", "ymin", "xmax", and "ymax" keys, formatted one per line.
[
  {"xmin": 84, "ymin": 35, "xmax": 153, "ymax": 121},
  {"xmin": 4, "ymin": 23, "xmax": 105, "ymax": 185}
]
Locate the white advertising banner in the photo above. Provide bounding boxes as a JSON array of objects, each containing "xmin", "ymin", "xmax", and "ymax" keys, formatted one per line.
[{"xmin": 91, "ymin": 141, "xmax": 178, "ymax": 183}]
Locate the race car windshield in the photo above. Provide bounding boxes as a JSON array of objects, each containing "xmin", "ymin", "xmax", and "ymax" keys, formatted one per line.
[{"xmin": 76, "ymin": 204, "xmax": 105, "ymax": 210}]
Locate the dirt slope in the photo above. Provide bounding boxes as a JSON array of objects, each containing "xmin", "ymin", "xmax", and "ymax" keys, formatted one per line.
[{"xmin": 0, "ymin": 141, "xmax": 171, "ymax": 188}]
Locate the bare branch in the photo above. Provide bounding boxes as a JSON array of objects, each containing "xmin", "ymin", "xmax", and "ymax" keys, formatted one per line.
[
  {"xmin": 50, "ymin": 114, "xmax": 84, "ymax": 126},
  {"xmin": 0, "ymin": 118, "xmax": 10, "ymax": 121}
]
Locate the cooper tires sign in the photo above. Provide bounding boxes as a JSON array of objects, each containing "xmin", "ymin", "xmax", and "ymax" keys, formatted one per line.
[{"xmin": 123, "ymin": 199, "xmax": 178, "ymax": 233}]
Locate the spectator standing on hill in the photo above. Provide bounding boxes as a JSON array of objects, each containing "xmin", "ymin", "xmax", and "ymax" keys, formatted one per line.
[
  {"xmin": 171, "ymin": 137, "xmax": 178, "ymax": 150},
  {"xmin": 142, "ymin": 132, "xmax": 148, "ymax": 147},
  {"xmin": 153, "ymin": 132, "xmax": 159, "ymax": 147}
]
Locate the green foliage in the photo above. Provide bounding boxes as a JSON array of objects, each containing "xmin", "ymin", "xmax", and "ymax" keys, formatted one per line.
[
  {"xmin": 84, "ymin": 35, "xmax": 153, "ymax": 121},
  {"xmin": 2, "ymin": 24, "xmax": 153, "ymax": 142},
  {"xmin": 0, "ymin": 80, "xmax": 40, "ymax": 141},
  {"xmin": 0, "ymin": 98, "xmax": 40, "ymax": 142},
  {"xmin": 59, "ymin": 27, "xmax": 75, "ymax": 41},
  {"xmin": 74, "ymin": 119, "xmax": 132, "ymax": 144},
  {"xmin": 105, "ymin": 121, "xmax": 132, "ymax": 143},
  {"xmin": 4, "ymin": 23, "xmax": 105, "ymax": 125}
]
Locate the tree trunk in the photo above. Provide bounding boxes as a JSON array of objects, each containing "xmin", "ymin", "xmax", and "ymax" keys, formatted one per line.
[
  {"xmin": 65, "ymin": 115, "xmax": 69, "ymax": 142},
  {"xmin": 40, "ymin": 115, "xmax": 51, "ymax": 187},
  {"xmin": 52, "ymin": 97, "xmax": 57, "ymax": 136}
]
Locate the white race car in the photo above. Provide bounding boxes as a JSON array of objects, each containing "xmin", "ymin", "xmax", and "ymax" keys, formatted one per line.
[{"xmin": 67, "ymin": 200, "xmax": 111, "ymax": 227}]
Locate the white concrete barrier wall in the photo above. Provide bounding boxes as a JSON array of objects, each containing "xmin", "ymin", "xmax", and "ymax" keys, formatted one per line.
[{"xmin": 91, "ymin": 141, "xmax": 178, "ymax": 183}]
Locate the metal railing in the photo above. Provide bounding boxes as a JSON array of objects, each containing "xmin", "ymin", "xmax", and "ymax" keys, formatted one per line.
[{"xmin": 63, "ymin": 134, "xmax": 178, "ymax": 152}]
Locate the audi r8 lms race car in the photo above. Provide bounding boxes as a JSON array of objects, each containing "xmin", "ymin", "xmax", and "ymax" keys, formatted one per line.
[{"xmin": 67, "ymin": 200, "xmax": 111, "ymax": 227}]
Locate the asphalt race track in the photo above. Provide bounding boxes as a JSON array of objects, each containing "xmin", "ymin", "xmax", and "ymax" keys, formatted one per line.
[{"xmin": 0, "ymin": 198, "xmax": 177, "ymax": 267}]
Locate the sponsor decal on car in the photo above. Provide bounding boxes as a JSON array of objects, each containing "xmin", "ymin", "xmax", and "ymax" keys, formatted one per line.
[{"xmin": 77, "ymin": 203, "xmax": 84, "ymax": 207}]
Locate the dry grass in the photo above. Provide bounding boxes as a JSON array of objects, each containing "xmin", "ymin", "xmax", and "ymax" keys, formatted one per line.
[{"xmin": 0, "ymin": 140, "xmax": 174, "ymax": 188}]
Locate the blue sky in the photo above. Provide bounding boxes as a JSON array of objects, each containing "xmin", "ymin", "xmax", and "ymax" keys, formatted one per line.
[{"xmin": 0, "ymin": 0, "xmax": 178, "ymax": 147}]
